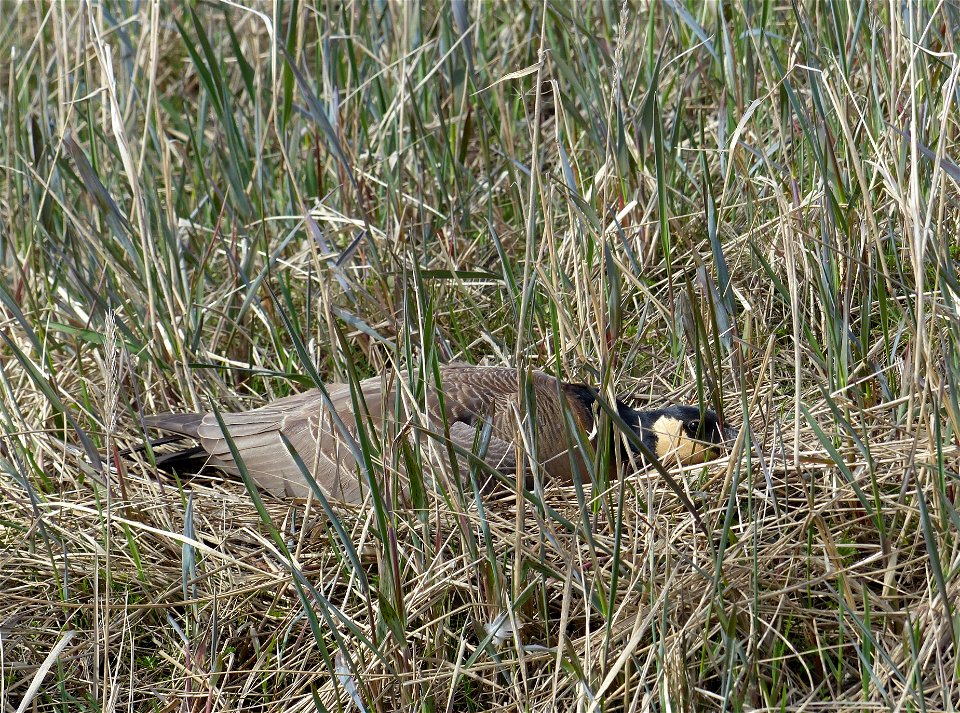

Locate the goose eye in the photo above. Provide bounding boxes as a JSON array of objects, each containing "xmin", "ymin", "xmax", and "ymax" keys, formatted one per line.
[{"xmin": 686, "ymin": 419, "xmax": 700, "ymax": 437}]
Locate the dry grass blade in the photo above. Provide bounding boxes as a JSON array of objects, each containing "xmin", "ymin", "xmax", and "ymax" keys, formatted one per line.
[{"xmin": 13, "ymin": 630, "xmax": 76, "ymax": 713}]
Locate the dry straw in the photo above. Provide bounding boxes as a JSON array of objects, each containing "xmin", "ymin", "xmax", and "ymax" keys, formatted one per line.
[{"xmin": 1, "ymin": 2, "xmax": 959, "ymax": 711}]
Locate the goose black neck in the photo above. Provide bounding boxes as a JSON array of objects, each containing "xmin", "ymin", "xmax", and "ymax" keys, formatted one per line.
[{"xmin": 562, "ymin": 382, "xmax": 654, "ymax": 453}]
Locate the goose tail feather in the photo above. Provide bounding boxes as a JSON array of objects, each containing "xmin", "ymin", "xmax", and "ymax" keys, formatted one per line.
[{"xmin": 143, "ymin": 412, "xmax": 205, "ymax": 439}]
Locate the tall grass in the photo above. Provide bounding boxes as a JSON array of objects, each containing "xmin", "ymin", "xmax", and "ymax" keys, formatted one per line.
[{"xmin": 1, "ymin": 1, "xmax": 959, "ymax": 711}]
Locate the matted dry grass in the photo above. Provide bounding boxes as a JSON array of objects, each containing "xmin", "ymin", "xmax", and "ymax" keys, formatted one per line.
[{"xmin": 2, "ymin": 2, "xmax": 960, "ymax": 711}]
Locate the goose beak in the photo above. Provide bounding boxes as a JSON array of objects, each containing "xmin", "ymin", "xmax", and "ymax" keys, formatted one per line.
[{"xmin": 722, "ymin": 424, "xmax": 739, "ymax": 446}]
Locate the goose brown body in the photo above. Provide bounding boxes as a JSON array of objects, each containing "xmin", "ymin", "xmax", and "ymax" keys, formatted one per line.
[{"xmin": 144, "ymin": 364, "xmax": 732, "ymax": 502}]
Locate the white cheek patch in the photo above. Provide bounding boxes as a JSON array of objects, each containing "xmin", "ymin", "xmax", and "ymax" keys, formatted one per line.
[{"xmin": 651, "ymin": 415, "xmax": 705, "ymax": 465}]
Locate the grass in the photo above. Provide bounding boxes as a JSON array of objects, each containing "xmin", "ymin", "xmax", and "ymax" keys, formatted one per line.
[{"xmin": 1, "ymin": 1, "xmax": 959, "ymax": 710}]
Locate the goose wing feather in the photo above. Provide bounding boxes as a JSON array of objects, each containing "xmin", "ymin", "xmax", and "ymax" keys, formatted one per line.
[
  {"xmin": 146, "ymin": 366, "xmax": 570, "ymax": 501},
  {"xmin": 446, "ymin": 420, "xmax": 518, "ymax": 474},
  {"xmin": 192, "ymin": 378, "xmax": 394, "ymax": 501}
]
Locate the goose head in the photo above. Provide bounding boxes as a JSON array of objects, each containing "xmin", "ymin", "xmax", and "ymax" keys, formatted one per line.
[{"xmin": 625, "ymin": 403, "xmax": 737, "ymax": 465}]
